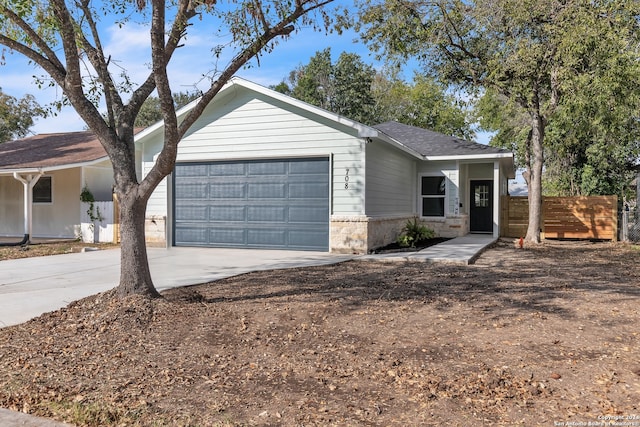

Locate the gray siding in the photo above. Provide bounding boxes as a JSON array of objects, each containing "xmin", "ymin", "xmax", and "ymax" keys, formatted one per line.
[{"xmin": 364, "ymin": 140, "xmax": 416, "ymax": 216}]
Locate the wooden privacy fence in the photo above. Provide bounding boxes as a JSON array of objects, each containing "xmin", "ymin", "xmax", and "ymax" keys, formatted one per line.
[{"xmin": 500, "ymin": 195, "xmax": 618, "ymax": 240}]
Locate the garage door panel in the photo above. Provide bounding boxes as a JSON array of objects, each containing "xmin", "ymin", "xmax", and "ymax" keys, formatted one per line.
[
  {"xmin": 175, "ymin": 227, "xmax": 208, "ymax": 244},
  {"xmin": 209, "ymin": 228, "xmax": 246, "ymax": 245},
  {"xmin": 209, "ymin": 206, "xmax": 246, "ymax": 221},
  {"xmin": 174, "ymin": 158, "xmax": 329, "ymax": 251},
  {"xmin": 289, "ymin": 230, "xmax": 328, "ymax": 247},
  {"xmin": 290, "ymin": 160, "xmax": 328, "ymax": 174},
  {"xmin": 175, "ymin": 205, "xmax": 208, "ymax": 221},
  {"xmin": 247, "ymin": 206, "xmax": 286, "ymax": 222},
  {"xmin": 290, "ymin": 182, "xmax": 328, "ymax": 199},
  {"xmin": 175, "ymin": 164, "xmax": 208, "ymax": 177},
  {"xmin": 289, "ymin": 206, "xmax": 328, "ymax": 223},
  {"xmin": 248, "ymin": 183, "xmax": 286, "ymax": 199},
  {"xmin": 249, "ymin": 161, "xmax": 287, "ymax": 175},
  {"xmin": 210, "ymin": 183, "xmax": 246, "ymax": 199},
  {"xmin": 175, "ymin": 183, "xmax": 208, "ymax": 199},
  {"xmin": 247, "ymin": 229, "xmax": 287, "ymax": 246},
  {"xmin": 209, "ymin": 163, "xmax": 245, "ymax": 176}
]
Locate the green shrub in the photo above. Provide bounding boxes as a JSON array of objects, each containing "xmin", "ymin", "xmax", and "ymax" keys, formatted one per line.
[{"xmin": 396, "ymin": 218, "xmax": 435, "ymax": 247}]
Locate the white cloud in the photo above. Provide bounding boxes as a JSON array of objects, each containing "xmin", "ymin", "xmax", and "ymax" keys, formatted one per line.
[{"xmin": 105, "ymin": 24, "xmax": 151, "ymax": 59}]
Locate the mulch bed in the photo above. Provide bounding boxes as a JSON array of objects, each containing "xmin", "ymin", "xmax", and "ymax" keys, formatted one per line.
[{"xmin": 370, "ymin": 237, "xmax": 451, "ymax": 253}]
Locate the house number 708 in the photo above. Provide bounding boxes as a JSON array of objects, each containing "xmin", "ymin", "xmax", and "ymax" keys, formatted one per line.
[{"xmin": 345, "ymin": 168, "xmax": 350, "ymax": 189}]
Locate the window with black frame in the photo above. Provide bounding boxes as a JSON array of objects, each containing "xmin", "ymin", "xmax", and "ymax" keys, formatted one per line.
[
  {"xmin": 421, "ymin": 175, "xmax": 446, "ymax": 217},
  {"xmin": 33, "ymin": 176, "xmax": 52, "ymax": 203}
]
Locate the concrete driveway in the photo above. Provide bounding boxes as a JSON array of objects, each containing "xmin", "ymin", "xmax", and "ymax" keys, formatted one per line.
[{"xmin": 0, "ymin": 247, "xmax": 354, "ymax": 328}]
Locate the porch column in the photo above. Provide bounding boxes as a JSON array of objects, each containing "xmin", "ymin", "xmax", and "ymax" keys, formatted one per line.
[
  {"xmin": 12, "ymin": 172, "xmax": 43, "ymax": 243},
  {"xmin": 493, "ymin": 161, "xmax": 500, "ymax": 238}
]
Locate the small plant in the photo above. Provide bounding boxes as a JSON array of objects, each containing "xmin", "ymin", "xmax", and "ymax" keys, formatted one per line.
[
  {"xmin": 80, "ymin": 185, "xmax": 103, "ymax": 223},
  {"xmin": 397, "ymin": 218, "xmax": 435, "ymax": 248}
]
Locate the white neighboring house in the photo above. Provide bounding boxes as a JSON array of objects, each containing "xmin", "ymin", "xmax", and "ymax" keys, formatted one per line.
[
  {"xmin": 137, "ymin": 77, "xmax": 515, "ymax": 253},
  {"xmin": 0, "ymin": 132, "xmax": 115, "ymax": 243}
]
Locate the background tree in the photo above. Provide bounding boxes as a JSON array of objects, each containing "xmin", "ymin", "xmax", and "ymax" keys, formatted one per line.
[
  {"xmin": 353, "ymin": 0, "xmax": 640, "ymax": 243},
  {"xmin": 276, "ymin": 48, "xmax": 377, "ymax": 124},
  {"xmin": 277, "ymin": 51, "xmax": 471, "ymax": 135},
  {"xmin": 542, "ymin": 10, "xmax": 640, "ymax": 198},
  {"xmin": 0, "ymin": 0, "xmax": 334, "ymax": 298},
  {"xmin": 372, "ymin": 70, "xmax": 472, "ymax": 139},
  {"xmin": 134, "ymin": 91, "xmax": 201, "ymax": 128},
  {"xmin": 0, "ymin": 88, "xmax": 43, "ymax": 142}
]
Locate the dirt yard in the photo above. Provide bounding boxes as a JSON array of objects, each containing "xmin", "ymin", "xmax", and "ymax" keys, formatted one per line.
[
  {"xmin": 0, "ymin": 241, "xmax": 118, "ymax": 261},
  {"xmin": 0, "ymin": 239, "xmax": 639, "ymax": 426}
]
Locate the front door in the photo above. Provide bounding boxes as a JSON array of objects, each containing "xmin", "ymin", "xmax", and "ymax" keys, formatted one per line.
[{"xmin": 470, "ymin": 180, "xmax": 493, "ymax": 233}]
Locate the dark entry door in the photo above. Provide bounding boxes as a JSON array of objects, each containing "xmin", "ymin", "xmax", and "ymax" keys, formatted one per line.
[{"xmin": 470, "ymin": 180, "xmax": 493, "ymax": 233}]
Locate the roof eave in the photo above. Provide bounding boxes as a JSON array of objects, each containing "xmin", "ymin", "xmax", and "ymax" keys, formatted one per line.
[
  {"xmin": 423, "ymin": 152, "xmax": 514, "ymax": 161},
  {"xmin": 135, "ymin": 77, "xmax": 381, "ymax": 144},
  {"xmin": 0, "ymin": 156, "xmax": 111, "ymax": 176}
]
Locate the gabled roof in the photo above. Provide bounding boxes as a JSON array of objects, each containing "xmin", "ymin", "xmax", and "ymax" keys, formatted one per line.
[
  {"xmin": 0, "ymin": 131, "xmax": 108, "ymax": 173},
  {"xmin": 134, "ymin": 77, "xmax": 379, "ymax": 143},
  {"xmin": 373, "ymin": 121, "xmax": 512, "ymax": 160}
]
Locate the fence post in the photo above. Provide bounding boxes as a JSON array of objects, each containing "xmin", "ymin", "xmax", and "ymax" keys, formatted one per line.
[{"xmin": 113, "ymin": 193, "xmax": 120, "ymax": 244}]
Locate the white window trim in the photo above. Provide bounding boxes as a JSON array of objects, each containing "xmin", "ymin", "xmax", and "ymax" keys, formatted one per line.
[
  {"xmin": 419, "ymin": 173, "xmax": 447, "ymax": 219},
  {"xmin": 33, "ymin": 175, "xmax": 53, "ymax": 204}
]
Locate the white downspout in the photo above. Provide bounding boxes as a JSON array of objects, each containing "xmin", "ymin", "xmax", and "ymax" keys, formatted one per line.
[{"xmin": 12, "ymin": 171, "xmax": 43, "ymax": 243}]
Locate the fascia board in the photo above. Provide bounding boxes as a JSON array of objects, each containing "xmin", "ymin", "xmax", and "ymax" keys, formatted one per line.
[
  {"xmin": 424, "ymin": 153, "xmax": 514, "ymax": 161},
  {"xmin": 0, "ymin": 156, "xmax": 111, "ymax": 176}
]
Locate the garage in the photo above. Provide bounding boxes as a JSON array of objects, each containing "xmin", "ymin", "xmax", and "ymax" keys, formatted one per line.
[{"xmin": 173, "ymin": 158, "xmax": 330, "ymax": 251}]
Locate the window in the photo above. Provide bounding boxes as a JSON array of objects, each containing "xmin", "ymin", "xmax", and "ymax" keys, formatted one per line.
[
  {"xmin": 474, "ymin": 184, "xmax": 490, "ymax": 208},
  {"xmin": 421, "ymin": 175, "xmax": 446, "ymax": 217},
  {"xmin": 33, "ymin": 176, "xmax": 52, "ymax": 203}
]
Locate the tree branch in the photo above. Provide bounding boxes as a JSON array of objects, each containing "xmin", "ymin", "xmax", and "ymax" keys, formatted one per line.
[
  {"xmin": 138, "ymin": 0, "xmax": 180, "ymax": 196},
  {"xmin": 0, "ymin": 5, "xmax": 65, "ymax": 75},
  {"xmin": 45, "ymin": 0, "xmax": 106, "ymax": 135},
  {"xmin": 74, "ymin": 0, "xmax": 123, "ymax": 127},
  {"xmin": 124, "ymin": 0, "xmax": 196, "ymax": 127}
]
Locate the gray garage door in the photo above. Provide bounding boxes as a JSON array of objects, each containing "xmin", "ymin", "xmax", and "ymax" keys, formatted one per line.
[{"xmin": 173, "ymin": 158, "xmax": 330, "ymax": 251}]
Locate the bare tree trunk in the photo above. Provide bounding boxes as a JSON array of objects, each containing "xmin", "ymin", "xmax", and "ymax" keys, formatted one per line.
[
  {"xmin": 116, "ymin": 189, "xmax": 160, "ymax": 298},
  {"xmin": 525, "ymin": 108, "xmax": 545, "ymax": 244}
]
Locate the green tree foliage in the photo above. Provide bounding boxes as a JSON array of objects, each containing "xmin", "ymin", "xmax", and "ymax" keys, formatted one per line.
[
  {"xmin": 134, "ymin": 91, "xmax": 200, "ymax": 128},
  {"xmin": 372, "ymin": 70, "xmax": 472, "ymax": 139},
  {"xmin": 0, "ymin": 88, "xmax": 43, "ymax": 142},
  {"xmin": 542, "ymin": 7, "xmax": 640, "ymax": 198},
  {"xmin": 0, "ymin": 0, "xmax": 335, "ymax": 297},
  {"xmin": 353, "ymin": 0, "xmax": 640, "ymax": 243},
  {"xmin": 277, "ymin": 48, "xmax": 377, "ymax": 124}
]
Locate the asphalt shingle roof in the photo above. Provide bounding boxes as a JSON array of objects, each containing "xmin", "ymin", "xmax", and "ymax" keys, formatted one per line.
[
  {"xmin": 373, "ymin": 121, "xmax": 511, "ymax": 158},
  {"xmin": 0, "ymin": 131, "xmax": 107, "ymax": 170}
]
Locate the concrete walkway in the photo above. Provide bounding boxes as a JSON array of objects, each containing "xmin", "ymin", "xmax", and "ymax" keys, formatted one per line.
[
  {"xmin": 360, "ymin": 234, "xmax": 497, "ymax": 264},
  {"xmin": 0, "ymin": 409, "xmax": 71, "ymax": 427}
]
